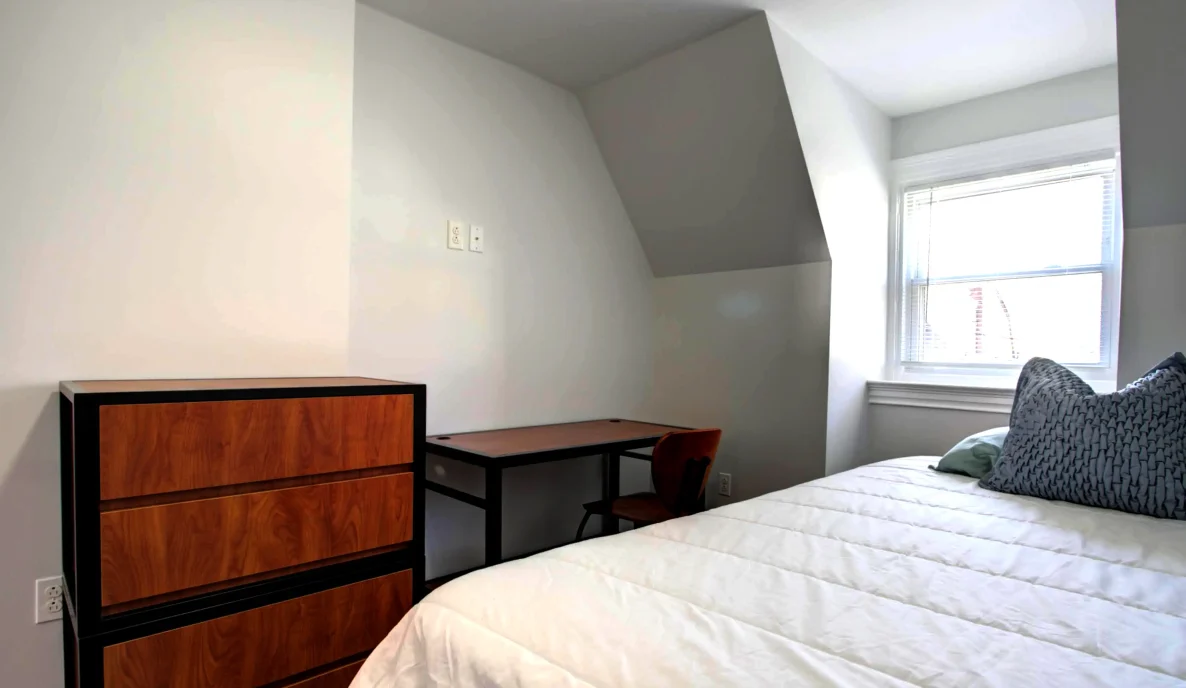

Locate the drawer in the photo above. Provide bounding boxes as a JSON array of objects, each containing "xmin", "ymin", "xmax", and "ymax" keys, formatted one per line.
[
  {"xmin": 98, "ymin": 394, "xmax": 414, "ymax": 500},
  {"xmin": 100, "ymin": 473, "xmax": 413, "ymax": 607},
  {"xmin": 103, "ymin": 570, "xmax": 410, "ymax": 688}
]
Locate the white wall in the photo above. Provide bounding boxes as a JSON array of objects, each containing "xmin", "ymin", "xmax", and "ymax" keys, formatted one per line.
[
  {"xmin": 866, "ymin": 406, "xmax": 1007, "ymax": 462},
  {"xmin": 0, "ymin": 0, "xmax": 356, "ymax": 684},
  {"xmin": 767, "ymin": 18, "xmax": 892, "ymax": 475},
  {"xmin": 350, "ymin": 5, "xmax": 655, "ymax": 577},
  {"xmin": 892, "ymin": 65, "xmax": 1119, "ymax": 159},
  {"xmin": 647, "ymin": 263, "xmax": 832, "ymax": 504},
  {"xmin": 1115, "ymin": 0, "xmax": 1186, "ymax": 382}
]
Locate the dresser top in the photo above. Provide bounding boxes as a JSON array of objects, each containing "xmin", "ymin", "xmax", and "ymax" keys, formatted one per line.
[{"xmin": 60, "ymin": 377, "xmax": 410, "ymax": 400}]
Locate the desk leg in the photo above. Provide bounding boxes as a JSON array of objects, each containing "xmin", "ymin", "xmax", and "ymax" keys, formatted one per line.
[
  {"xmin": 601, "ymin": 452, "xmax": 620, "ymax": 536},
  {"xmin": 485, "ymin": 466, "xmax": 503, "ymax": 567}
]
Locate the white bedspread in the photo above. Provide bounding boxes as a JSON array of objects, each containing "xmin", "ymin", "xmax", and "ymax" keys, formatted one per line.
[{"xmin": 354, "ymin": 457, "xmax": 1186, "ymax": 687}]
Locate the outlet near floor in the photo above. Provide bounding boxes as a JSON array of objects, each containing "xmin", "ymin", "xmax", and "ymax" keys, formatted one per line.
[
  {"xmin": 36, "ymin": 575, "xmax": 63, "ymax": 624},
  {"xmin": 718, "ymin": 472, "xmax": 732, "ymax": 497}
]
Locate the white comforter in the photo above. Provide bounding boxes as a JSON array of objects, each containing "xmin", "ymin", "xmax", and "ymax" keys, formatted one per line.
[{"xmin": 354, "ymin": 457, "xmax": 1186, "ymax": 687}]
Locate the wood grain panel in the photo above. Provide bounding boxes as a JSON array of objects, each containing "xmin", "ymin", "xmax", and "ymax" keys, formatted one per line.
[
  {"xmin": 430, "ymin": 419, "xmax": 685, "ymax": 458},
  {"xmin": 100, "ymin": 465, "xmax": 411, "ymax": 512},
  {"xmin": 100, "ymin": 474, "xmax": 413, "ymax": 606},
  {"xmin": 284, "ymin": 659, "xmax": 366, "ymax": 688},
  {"xmin": 103, "ymin": 571, "xmax": 411, "ymax": 688},
  {"xmin": 103, "ymin": 544, "xmax": 408, "ymax": 617},
  {"xmin": 99, "ymin": 394, "xmax": 413, "ymax": 499}
]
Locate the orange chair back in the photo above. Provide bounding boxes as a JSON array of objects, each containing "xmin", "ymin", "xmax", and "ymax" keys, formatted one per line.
[{"xmin": 651, "ymin": 428, "xmax": 722, "ymax": 515}]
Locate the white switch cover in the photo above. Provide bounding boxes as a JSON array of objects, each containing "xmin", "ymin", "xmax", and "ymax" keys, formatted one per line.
[
  {"xmin": 447, "ymin": 221, "xmax": 466, "ymax": 250},
  {"xmin": 469, "ymin": 225, "xmax": 484, "ymax": 253}
]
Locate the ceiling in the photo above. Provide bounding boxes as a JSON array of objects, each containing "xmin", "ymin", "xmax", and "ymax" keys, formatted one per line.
[{"xmin": 362, "ymin": 0, "xmax": 1117, "ymax": 116}]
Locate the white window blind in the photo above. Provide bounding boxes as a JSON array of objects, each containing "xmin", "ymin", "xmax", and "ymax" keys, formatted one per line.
[{"xmin": 897, "ymin": 156, "xmax": 1120, "ymax": 374}]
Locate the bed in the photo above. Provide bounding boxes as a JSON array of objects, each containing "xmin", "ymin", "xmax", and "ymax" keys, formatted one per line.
[{"xmin": 353, "ymin": 457, "xmax": 1186, "ymax": 687}]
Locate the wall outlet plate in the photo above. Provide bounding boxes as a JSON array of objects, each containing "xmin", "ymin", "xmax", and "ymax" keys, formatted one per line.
[
  {"xmin": 447, "ymin": 220, "xmax": 466, "ymax": 250},
  {"xmin": 718, "ymin": 472, "xmax": 732, "ymax": 497},
  {"xmin": 469, "ymin": 225, "xmax": 484, "ymax": 253},
  {"xmin": 36, "ymin": 576, "xmax": 64, "ymax": 624}
]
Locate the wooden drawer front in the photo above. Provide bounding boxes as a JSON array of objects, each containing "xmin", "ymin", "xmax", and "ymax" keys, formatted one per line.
[
  {"xmin": 100, "ymin": 473, "xmax": 413, "ymax": 607},
  {"xmin": 98, "ymin": 394, "xmax": 414, "ymax": 500},
  {"xmin": 103, "ymin": 570, "xmax": 410, "ymax": 688}
]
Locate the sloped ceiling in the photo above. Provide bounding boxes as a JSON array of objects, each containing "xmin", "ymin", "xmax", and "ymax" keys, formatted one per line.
[
  {"xmin": 363, "ymin": 0, "xmax": 1117, "ymax": 116},
  {"xmin": 581, "ymin": 15, "xmax": 828, "ymax": 277}
]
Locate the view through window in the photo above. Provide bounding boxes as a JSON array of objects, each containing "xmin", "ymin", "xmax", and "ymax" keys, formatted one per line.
[{"xmin": 897, "ymin": 157, "xmax": 1119, "ymax": 374}]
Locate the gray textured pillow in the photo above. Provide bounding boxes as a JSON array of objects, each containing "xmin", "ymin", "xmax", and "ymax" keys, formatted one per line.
[{"xmin": 979, "ymin": 355, "xmax": 1186, "ymax": 520}]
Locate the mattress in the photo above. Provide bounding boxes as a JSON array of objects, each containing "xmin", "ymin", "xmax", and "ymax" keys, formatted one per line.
[{"xmin": 353, "ymin": 457, "xmax": 1186, "ymax": 687}]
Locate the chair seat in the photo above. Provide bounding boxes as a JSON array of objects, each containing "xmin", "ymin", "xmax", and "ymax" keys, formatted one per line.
[{"xmin": 582, "ymin": 492, "xmax": 676, "ymax": 526}]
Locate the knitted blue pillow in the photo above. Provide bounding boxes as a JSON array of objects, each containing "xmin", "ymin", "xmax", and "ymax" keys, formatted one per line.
[{"xmin": 979, "ymin": 354, "xmax": 1186, "ymax": 520}]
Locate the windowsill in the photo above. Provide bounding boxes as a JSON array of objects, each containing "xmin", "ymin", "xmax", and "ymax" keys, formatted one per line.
[{"xmin": 867, "ymin": 380, "xmax": 1015, "ymax": 414}]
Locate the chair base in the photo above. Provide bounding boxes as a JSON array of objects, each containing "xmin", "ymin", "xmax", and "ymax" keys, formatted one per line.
[{"xmin": 575, "ymin": 493, "xmax": 675, "ymax": 542}]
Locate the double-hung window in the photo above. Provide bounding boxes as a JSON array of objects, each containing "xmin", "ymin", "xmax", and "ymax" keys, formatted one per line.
[{"xmin": 888, "ymin": 119, "xmax": 1122, "ymax": 390}]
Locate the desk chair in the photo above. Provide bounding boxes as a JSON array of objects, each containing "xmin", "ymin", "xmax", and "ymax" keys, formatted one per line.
[{"xmin": 575, "ymin": 428, "xmax": 722, "ymax": 541}]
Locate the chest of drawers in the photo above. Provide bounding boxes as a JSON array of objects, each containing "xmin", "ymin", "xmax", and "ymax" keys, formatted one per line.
[{"xmin": 60, "ymin": 377, "xmax": 424, "ymax": 687}]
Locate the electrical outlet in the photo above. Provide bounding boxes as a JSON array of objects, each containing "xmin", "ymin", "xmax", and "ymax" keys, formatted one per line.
[
  {"xmin": 718, "ymin": 472, "xmax": 732, "ymax": 497},
  {"xmin": 469, "ymin": 225, "xmax": 484, "ymax": 253},
  {"xmin": 447, "ymin": 220, "xmax": 466, "ymax": 250},
  {"xmin": 36, "ymin": 576, "xmax": 64, "ymax": 624}
]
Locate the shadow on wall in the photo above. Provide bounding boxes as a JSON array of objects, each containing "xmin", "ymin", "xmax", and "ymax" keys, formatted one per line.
[
  {"xmin": 645, "ymin": 262, "xmax": 832, "ymax": 507},
  {"xmin": 0, "ymin": 389, "xmax": 63, "ymax": 683}
]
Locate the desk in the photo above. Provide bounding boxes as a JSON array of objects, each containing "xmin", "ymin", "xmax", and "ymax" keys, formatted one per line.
[{"xmin": 425, "ymin": 419, "xmax": 686, "ymax": 569}]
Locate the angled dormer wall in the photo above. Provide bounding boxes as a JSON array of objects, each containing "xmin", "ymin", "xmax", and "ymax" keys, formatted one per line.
[
  {"xmin": 581, "ymin": 15, "xmax": 828, "ymax": 277},
  {"xmin": 581, "ymin": 13, "xmax": 890, "ymax": 498},
  {"xmin": 766, "ymin": 18, "xmax": 892, "ymax": 476},
  {"xmin": 1115, "ymin": 0, "xmax": 1186, "ymax": 383}
]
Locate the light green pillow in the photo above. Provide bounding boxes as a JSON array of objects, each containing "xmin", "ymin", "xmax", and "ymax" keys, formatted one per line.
[{"xmin": 931, "ymin": 427, "xmax": 1010, "ymax": 479}]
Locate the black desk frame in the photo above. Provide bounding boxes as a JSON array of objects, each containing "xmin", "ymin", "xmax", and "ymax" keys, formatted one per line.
[{"xmin": 425, "ymin": 429, "xmax": 672, "ymax": 570}]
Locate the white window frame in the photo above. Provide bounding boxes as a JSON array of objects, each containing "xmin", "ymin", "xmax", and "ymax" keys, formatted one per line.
[{"xmin": 885, "ymin": 116, "xmax": 1123, "ymax": 392}]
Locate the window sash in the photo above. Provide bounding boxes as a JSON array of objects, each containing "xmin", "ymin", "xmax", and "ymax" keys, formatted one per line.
[
  {"xmin": 891, "ymin": 152, "xmax": 1121, "ymax": 380},
  {"xmin": 902, "ymin": 273, "xmax": 1110, "ymax": 368},
  {"xmin": 905, "ymin": 263, "xmax": 1107, "ymax": 287}
]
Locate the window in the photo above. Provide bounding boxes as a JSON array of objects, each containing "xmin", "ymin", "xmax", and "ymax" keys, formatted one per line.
[{"xmin": 888, "ymin": 120, "xmax": 1122, "ymax": 389}]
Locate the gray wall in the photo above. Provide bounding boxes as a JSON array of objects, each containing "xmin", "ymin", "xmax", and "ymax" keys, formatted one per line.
[
  {"xmin": 646, "ymin": 263, "xmax": 832, "ymax": 503},
  {"xmin": 0, "ymin": 0, "xmax": 358, "ymax": 684},
  {"xmin": 586, "ymin": 13, "xmax": 893, "ymax": 486},
  {"xmin": 1115, "ymin": 0, "xmax": 1186, "ymax": 382},
  {"xmin": 866, "ymin": 406, "xmax": 1007, "ymax": 462},
  {"xmin": 892, "ymin": 65, "xmax": 1119, "ymax": 159},
  {"xmin": 1118, "ymin": 225, "xmax": 1186, "ymax": 382},
  {"xmin": 768, "ymin": 17, "xmax": 892, "ymax": 474},
  {"xmin": 351, "ymin": 5, "xmax": 656, "ymax": 576},
  {"xmin": 1116, "ymin": 0, "xmax": 1186, "ymax": 231},
  {"xmin": 580, "ymin": 15, "xmax": 827, "ymax": 277}
]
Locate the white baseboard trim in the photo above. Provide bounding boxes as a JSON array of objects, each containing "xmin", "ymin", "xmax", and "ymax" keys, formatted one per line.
[{"xmin": 867, "ymin": 380, "xmax": 1014, "ymax": 414}]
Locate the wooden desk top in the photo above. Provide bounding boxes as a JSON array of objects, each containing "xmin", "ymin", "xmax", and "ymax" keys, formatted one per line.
[{"xmin": 427, "ymin": 419, "xmax": 684, "ymax": 460}]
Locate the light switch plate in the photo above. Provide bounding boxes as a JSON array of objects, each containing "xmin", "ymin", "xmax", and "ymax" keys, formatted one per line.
[
  {"xmin": 469, "ymin": 225, "xmax": 484, "ymax": 253},
  {"xmin": 447, "ymin": 220, "xmax": 466, "ymax": 250}
]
